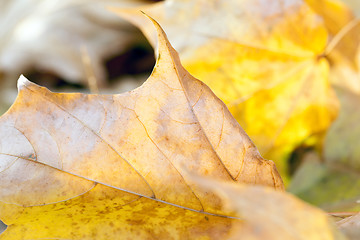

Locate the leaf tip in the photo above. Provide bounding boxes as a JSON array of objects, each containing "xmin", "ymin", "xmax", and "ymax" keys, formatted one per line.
[
  {"xmin": 17, "ymin": 75, "xmax": 30, "ymax": 91},
  {"xmin": 140, "ymin": 11, "xmax": 161, "ymax": 33}
]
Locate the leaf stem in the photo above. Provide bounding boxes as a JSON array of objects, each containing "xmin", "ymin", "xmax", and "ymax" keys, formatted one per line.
[
  {"xmin": 328, "ymin": 212, "xmax": 358, "ymax": 218},
  {"xmin": 324, "ymin": 18, "xmax": 360, "ymax": 56}
]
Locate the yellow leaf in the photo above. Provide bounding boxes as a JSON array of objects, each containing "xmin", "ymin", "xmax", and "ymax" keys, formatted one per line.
[
  {"xmin": 288, "ymin": 32, "xmax": 360, "ymax": 211},
  {"xmin": 0, "ymin": 17, "xmax": 283, "ymax": 239},
  {"xmin": 114, "ymin": 0, "xmax": 340, "ymax": 181},
  {"xmin": 305, "ymin": 0, "xmax": 354, "ymax": 34},
  {"xmin": 305, "ymin": 0, "xmax": 360, "ymax": 66}
]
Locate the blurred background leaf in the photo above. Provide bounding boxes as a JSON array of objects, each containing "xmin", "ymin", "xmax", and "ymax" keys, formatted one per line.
[
  {"xmin": 0, "ymin": 0, "xmax": 161, "ymax": 114},
  {"xmin": 288, "ymin": 0, "xmax": 360, "ymax": 213},
  {"xmin": 289, "ymin": 74, "xmax": 360, "ymax": 212},
  {"xmin": 340, "ymin": 0, "xmax": 360, "ymax": 16}
]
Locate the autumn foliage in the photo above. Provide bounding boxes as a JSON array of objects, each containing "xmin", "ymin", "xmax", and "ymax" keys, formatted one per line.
[{"xmin": 0, "ymin": 0, "xmax": 360, "ymax": 239}]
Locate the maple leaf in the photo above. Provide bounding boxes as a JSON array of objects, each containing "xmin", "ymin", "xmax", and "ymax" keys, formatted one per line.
[
  {"xmin": 288, "ymin": 39, "xmax": 360, "ymax": 212},
  {"xmin": 0, "ymin": 17, "xmax": 283, "ymax": 239},
  {"xmin": 305, "ymin": 0, "xmax": 355, "ymax": 35},
  {"xmin": 305, "ymin": 0, "xmax": 360, "ymax": 66},
  {"xmin": 286, "ymin": 0, "xmax": 360, "ymax": 212},
  {"xmin": 113, "ymin": 0, "xmax": 341, "ymax": 181}
]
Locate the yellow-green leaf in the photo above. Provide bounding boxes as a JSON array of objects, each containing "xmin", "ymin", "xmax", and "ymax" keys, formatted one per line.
[{"xmin": 289, "ymin": 85, "xmax": 360, "ymax": 212}]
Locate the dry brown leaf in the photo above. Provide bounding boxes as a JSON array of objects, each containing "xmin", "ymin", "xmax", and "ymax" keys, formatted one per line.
[
  {"xmin": 0, "ymin": 16, "xmax": 283, "ymax": 239},
  {"xmin": 338, "ymin": 213, "xmax": 360, "ymax": 240},
  {"xmin": 190, "ymin": 174, "xmax": 346, "ymax": 240}
]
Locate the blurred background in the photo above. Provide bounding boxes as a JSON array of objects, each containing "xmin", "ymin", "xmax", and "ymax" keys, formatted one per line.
[
  {"xmin": 0, "ymin": 0, "xmax": 163, "ymax": 115},
  {"xmin": 1, "ymin": 0, "xmax": 360, "ymax": 234}
]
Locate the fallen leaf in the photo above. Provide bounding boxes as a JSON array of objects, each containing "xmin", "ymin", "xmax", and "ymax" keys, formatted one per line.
[
  {"xmin": 285, "ymin": 0, "xmax": 360, "ymax": 209},
  {"xmin": 305, "ymin": 0, "xmax": 354, "ymax": 35},
  {"xmin": 190, "ymin": 174, "xmax": 346, "ymax": 240},
  {"xmin": 338, "ymin": 213, "xmax": 360, "ymax": 240},
  {"xmin": 305, "ymin": 0, "xmax": 360, "ymax": 66},
  {"xmin": 330, "ymin": 56, "xmax": 360, "ymax": 94},
  {"xmin": 114, "ymin": 0, "xmax": 340, "ymax": 180},
  {"xmin": 0, "ymin": 16, "xmax": 283, "ymax": 239}
]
